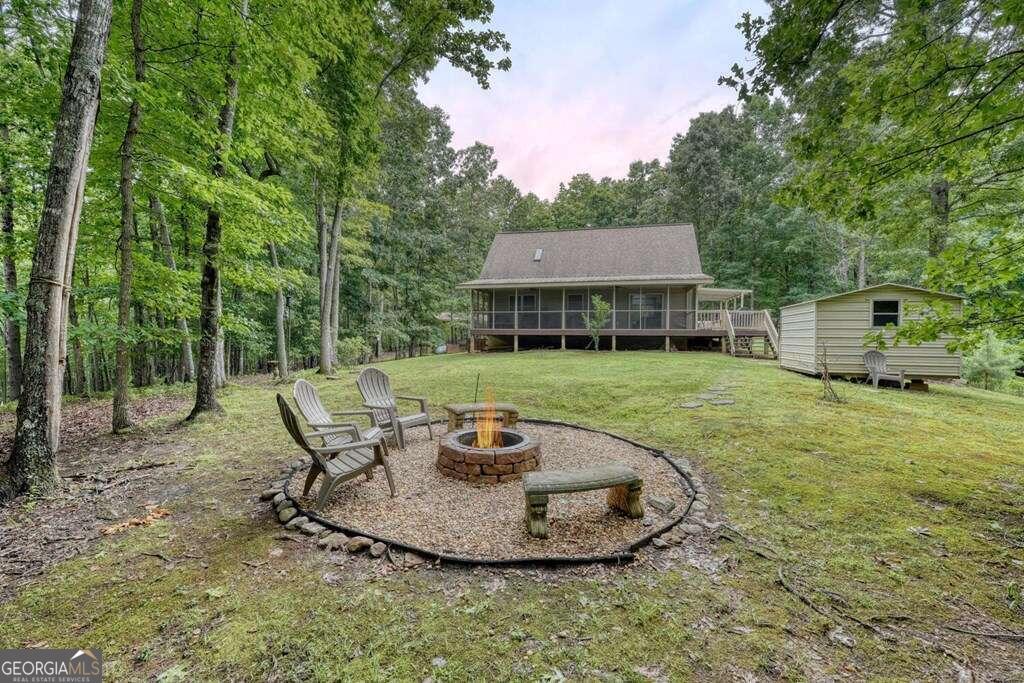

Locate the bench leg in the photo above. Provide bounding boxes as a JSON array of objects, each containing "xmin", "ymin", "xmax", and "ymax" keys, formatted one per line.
[
  {"xmin": 525, "ymin": 493, "xmax": 549, "ymax": 539},
  {"xmin": 607, "ymin": 481, "xmax": 644, "ymax": 518}
]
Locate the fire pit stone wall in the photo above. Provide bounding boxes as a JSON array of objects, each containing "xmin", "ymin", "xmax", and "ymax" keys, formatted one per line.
[{"xmin": 437, "ymin": 428, "xmax": 541, "ymax": 484}]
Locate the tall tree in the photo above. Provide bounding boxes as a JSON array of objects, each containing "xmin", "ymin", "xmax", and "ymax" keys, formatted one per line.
[
  {"xmin": 112, "ymin": 0, "xmax": 147, "ymax": 432},
  {"xmin": 3, "ymin": 0, "xmax": 114, "ymax": 500}
]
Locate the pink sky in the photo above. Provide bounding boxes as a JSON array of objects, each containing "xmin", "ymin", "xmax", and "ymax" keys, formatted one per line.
[{"xmin": 417, "ymin": 1, "xmax": 766, "ymax": 199}]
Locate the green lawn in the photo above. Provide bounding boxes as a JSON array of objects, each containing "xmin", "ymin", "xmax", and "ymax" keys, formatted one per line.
[{"xmin": 2, "ymin": 351, "xmax": 1023, "ymax": 680}]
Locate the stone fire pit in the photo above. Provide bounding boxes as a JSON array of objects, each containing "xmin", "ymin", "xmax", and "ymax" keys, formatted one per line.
[{"xmin": 437, "ymin": 427, "xmax": 541, "ymax": 483}]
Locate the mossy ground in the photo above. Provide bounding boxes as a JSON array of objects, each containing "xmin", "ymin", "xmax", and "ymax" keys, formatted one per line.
[{"xmin": 2, "ymin": 351, "xmax": 1022, "ymax": 680}]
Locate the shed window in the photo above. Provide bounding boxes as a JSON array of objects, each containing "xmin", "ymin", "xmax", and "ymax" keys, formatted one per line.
[{"xmin": 871, "ymin": 300, "xmax": 900, "ymax": 327}]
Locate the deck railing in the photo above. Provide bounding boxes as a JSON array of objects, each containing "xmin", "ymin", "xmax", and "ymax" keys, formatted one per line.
[{"xmin": 471, "ymin": 309, "xmax": 767, "ymax": 332}]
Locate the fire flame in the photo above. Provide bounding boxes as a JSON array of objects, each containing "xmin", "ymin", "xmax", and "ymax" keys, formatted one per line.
[{"xmin": 473, "ymin": 387, "xmax": 503, "ymax": 448}]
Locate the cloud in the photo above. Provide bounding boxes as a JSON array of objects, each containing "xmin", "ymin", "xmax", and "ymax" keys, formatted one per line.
[{"xmin": 418, "ymin": 0, "xmax": 766, "ymax": 199}]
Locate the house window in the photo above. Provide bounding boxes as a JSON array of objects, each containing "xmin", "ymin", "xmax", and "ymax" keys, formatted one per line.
[
  {"xmin": 871, "ymin": 300, "xmax": 900, "ymax": 327},
  {"xmin": 566, "ymin": 293, "xmax": 585, "ymax": 310}
]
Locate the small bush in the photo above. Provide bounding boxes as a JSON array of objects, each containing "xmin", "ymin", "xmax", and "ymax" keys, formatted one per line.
[
  {"xmin": 964, "ymin": 330, "xmax": 1021, "ymax": 391},
  {"xmin": 336, "ymin": 336, "xmax": 371, "ymax": 368}
]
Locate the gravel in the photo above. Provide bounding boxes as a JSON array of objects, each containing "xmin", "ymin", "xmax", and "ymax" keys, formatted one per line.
[{"xmin": 288, "ymin": 423, "xmax": 688, "ymax": 560}]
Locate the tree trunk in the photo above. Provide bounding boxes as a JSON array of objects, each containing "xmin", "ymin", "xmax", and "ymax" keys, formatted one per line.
[
  {"xmin": 928, "ymin": 178, "xmax": 950, "ymax": 257},
  {"xmin": 188, "ymin": 0, "xmax": 247, "ymax": 419},
  {"xmin": 318, "ymin": 200, "xmax": 341, "ymax": 374},
  {"xmin": 4, "ymin": 0, "xmax": 113, "ymax": 501},
  {"xmin": 112, "ymin": 0, "xmax": 146, "ymax": 433},
  {"xmin": 214, "ymin": 279, "xmax": 226, "ymax": 386},
  {"xmin": 857, "ymin": 238, "xmax": 867, "ymax": 289},
  {"xmin": 68, "ymin": 293, "xmax": 88, "ymax": 396},
  {"xmin": 1, "ymin": 124, "xmax": 23, "ymax": 400},
  {"xmin": 149, "ymin": 195, "xmax": 195, "ymax": 381},
  {"xmin": 268, "ymin": 242, "xmax": 288, "ymax": 378}
]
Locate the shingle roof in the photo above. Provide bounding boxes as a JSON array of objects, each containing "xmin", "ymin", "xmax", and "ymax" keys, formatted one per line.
[
  {"xmin": 779, "ymin": 282, "xmax": 967, "ymax": 309},
  {"xmin": 458, "ymin": 224, "xmax": 712, "ymax": 288}
]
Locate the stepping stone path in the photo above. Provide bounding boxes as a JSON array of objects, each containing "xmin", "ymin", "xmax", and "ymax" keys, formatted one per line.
[
  {"xmin": 678, "ymin": 401, "xmax": 703, "ymax": 409},
  {"xmin": 709, "ymin": 399, "xmax": 735, "ymax": 406},
  {"xmin": 680, "ymin": 382, "xmax": 740, "ymax": 410}
]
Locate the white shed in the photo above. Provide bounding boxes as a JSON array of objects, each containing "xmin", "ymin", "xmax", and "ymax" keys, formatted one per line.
[{"xmin": 779, "ymin": 283, "xmax": 964, "ymax": 379}]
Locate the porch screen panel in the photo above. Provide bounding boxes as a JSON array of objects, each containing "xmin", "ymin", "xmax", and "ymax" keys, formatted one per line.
[
  {"xmin": 590, "ymin": 287, "xmax": 613, "ymax": 329},
  {"xmin": 517, "ymin": 288, "xmax": 539, "ymax": 329},
  {"xmin": 539, "ymin": 288, "xmax": 562, "ymax": 329},
  {"xmin": 565, "ymin": 288, "xmax": 587, "ymax": 329}
]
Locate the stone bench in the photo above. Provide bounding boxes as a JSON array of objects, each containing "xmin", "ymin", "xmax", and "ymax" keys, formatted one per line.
[
  {"xmin": 444, "ymin": 402, "xmax": 520, "ymax": 431},
  {"xmin": 522, "ymin": 464, "xmax": 644, "ymax": 539}
]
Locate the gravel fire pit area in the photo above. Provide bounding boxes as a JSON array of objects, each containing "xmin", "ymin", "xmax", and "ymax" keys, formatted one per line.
[{"xmin": 283, "ymin": 422, "xmax": 693, "ymax": 561}]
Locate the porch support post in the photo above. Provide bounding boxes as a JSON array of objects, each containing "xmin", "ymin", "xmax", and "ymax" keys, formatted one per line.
[
  {"xmin": 665, "ymin": 335, "xmax": 670, "ymax": 352},
  {"xmin": 612, "ymin": 335, "xmax": 617, "ymax": 351},
  {"xmin": 514, "ymin": 335, "xmax": 519, "ymax": 353},
  {"xmin": 561, "ymin": 335, "xmax": 566, "ymax": 350},
  {"xmin": 469, "ymin": 335, "xmax": 476, "ymax": 353},
  {"xmin": 514, "ymin": 287, "xmax": 519, "ymax": 330},
  {"xmin": 561, "ymin": 288, "xmax": 566, "ymax": 330}
]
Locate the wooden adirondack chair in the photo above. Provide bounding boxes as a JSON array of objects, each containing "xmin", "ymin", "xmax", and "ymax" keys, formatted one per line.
[
  {"xmin": 863, "ymin": 350, "xmax": 906, "ymax": 390},
  {"xmin": 292, "ymin": 379, "xmax": 383, "ymax": 446},
  {"xmin": 355, "ymin": 367, "xmax": 432, "ymax": 449},
  {"xmin": 276, "ymin": 394, "xmax": 396, "ymax": 510}
]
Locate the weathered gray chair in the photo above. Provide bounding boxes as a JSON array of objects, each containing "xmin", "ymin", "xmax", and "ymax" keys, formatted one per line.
[
  {"xmin": 276, "ymin": 394, "xmax": 396, "ymax": 509},
  {"xmin": 863, "ymin": 350, "xmax": 906, "ymax": 390},
  {"xmin": 355, "ymin": 367, "xmax": 432, "ymax": 449},
  {"xmin": 292, "ymin": 379, "xmax": 383, "ymax": 446}
]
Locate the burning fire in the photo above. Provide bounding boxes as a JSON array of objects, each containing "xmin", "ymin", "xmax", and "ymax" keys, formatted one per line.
[{"xmin": 473, "ymin": 387, "xmax": 503, "ymax": 448}]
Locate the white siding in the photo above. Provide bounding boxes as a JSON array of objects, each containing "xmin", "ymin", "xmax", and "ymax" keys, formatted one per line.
[
  {"xmin": 814, "ymin": 286, "xmax": 962, "ymax": 378},
  {"xmin": 779, "ymin": 301, "xmax": 817, "ymax": 374}
]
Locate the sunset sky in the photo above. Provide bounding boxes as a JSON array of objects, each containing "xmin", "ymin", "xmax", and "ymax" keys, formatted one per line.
[{"xmin": 417, "ymin": 0, "xmax": 766, "ymax": 199}]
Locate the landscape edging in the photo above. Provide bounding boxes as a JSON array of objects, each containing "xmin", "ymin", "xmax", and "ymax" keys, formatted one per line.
[{"xmin": 265, "ymin": 417, "xmax": 710, "ymax": 567}]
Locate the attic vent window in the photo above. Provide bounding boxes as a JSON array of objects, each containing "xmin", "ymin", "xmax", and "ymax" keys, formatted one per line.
[{"xmin": 533, "ymin": 248, "xmax": 543, "ymax": 262}]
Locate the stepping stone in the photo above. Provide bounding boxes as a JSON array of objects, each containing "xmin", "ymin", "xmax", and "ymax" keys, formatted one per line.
[
  {"xmin": 285, "ymin": 515, "xmax": 309, "ymax": 529},
  {"xmin": 696, "ymin": 394, "xmax": 717, "ymax": 400},
  {"xmin": 709, "ymin": 399, "xmax": 735, "ymax": 406},
  {"xmin": 647, "ymin": 495, "xmax": 676, "ymax": 514},
  {"xmin": 678, "ymin": 402, "xmax": 703, "ymax": 409},
  {"xmin": 345, "ymin": 536, "xmax": 373, "ymax": 553},
  {"xmin": 318, "ymin": 533, "xmax": 349, "ymax": 550},
  {"xmin": 707, "ymin": 386, "xmax": 727, "ymax": 392}
]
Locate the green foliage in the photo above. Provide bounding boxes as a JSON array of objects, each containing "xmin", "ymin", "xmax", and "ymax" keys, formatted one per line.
[
  {"xmin": 336, "ymin": 336, "xmax": 371, "ymax": 368},
  {"xmin": 964, "ymin": 330, "xmax": 1021, "ymax": 391},
  {"xmin": 584, "ymin": 295, "xmax": 611, "ymax": 350}
]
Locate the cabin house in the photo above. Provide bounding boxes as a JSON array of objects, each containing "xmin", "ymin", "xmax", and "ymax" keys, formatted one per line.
[
  {"xmin": 778, "ymin": 283, "xmax": 964, "ymax": 380},
  {"xmin": 458, "ymin": 224, "xmax": 778, "ymax": 354}
]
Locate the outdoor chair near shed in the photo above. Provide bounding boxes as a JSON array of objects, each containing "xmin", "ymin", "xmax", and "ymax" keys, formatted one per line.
[
  {"xmin": 355, "ymin": 367, "xmax": 433, "ymax": 449},
  {"xmin": 292, "ymin": 378, "xmax": 383, "ymax": 446},
  {"xmin": 276, "ymin": 394, "xmax": 396, "ymax": 509},
  {"xmin": 863, "ymin": 350, "xmax": 906, "ymax": 390}
]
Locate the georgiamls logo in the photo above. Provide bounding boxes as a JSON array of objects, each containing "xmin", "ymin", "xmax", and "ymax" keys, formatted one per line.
[{"xmin": 1, "ymin": 648, "xmax": 103, "ymax": 683}]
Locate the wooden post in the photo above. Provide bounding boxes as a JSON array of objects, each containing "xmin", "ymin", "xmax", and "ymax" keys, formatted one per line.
[
  {"xmin": 665, "ymin": 336, "xmax": 670, "ymax": 352},
  {"xmin": 561, "ymin": 288, "xmax": 566, "ymax": 330},
  {"xmin": 513, "ymin": 335, "xmax": 518, "ymax": 353},
  {"xmin": 612, "ymin": 335, "xmax": 617, "ymax": 351},
  {"xmin": 469, "ymin": 336, "xmax": 476, "ymax": 353},
  {"xmin": 514, "ymin": 287, "xmax": 519, "ymax": 331},
  {"xmin": 560, "ymin": 335, "xmax": 566, "ymax": 350}
]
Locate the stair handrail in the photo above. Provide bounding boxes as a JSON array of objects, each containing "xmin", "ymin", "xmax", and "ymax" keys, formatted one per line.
[
  {"xmin": 763, "ymin": 309, "xmax": 779, "ymax": 353},
  {"xmin": 721, "ymin": 309, "xmax": 736, "ymax": 355}
]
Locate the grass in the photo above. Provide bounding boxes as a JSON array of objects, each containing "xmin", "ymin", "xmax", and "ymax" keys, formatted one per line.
[{"xmin": 2, "ymin": 351, "xmax": 1023, "ymax": 680}]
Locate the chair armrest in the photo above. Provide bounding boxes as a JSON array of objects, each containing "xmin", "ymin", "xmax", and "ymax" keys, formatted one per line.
[
  {"xmin": 333, "ymin": 409, "xmax": 375, "ymax": 418},
  {"xmin": 303, "ymin": 425, "xmax": 359, "ymax": 440},
  {"xmin": 308, "ymin": 420, "xmax": 359, "ymax": 430},
  {"xmin": 394, "ymin": 395, "xmax": 428, "ymax": 411},
  {"xmin": 312, "ymin": 439, "xmax": 382, "ymax": 455}
]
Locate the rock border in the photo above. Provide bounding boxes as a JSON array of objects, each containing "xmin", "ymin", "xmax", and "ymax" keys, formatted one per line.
[{"xmin": 262, "ymin": 418, "xmax": 712, "ymax": 567}]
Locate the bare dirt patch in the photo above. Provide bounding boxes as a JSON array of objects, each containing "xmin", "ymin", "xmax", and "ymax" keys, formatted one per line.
[
  {"xmin": 0, "ymin": 396, "xmax": 195, "ymax": 602},
  {"xmin": 290, "ymin": 423, "xmax": 689, "ymax": 559}
]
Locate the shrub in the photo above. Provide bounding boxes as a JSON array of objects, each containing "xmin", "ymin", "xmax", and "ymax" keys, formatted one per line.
[
  {"xmin": 336, "ymin": 336, "xmax": 371, "ymax": 368},
  {"xmin": 964, "ymin": 330, "xmax": 1021, "ymax": 391}
]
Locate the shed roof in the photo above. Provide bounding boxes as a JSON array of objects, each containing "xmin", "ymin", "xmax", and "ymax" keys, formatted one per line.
[
  {"xmin": 779, "ymin": 282, "xmax": 966, "ymax": 309},
  {"xmin": 457, "ymin": 224, "xmax": 712, "ymax": 288}
]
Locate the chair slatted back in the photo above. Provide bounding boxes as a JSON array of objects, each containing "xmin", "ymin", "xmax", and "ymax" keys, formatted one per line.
[
  {"xmin": 863, "ymin": 350, "xmax": 888, "ymax": 374},
  {"xmin": 293, "ymin": 379, "xmax": 333, "ymax": 426},
  {"xmin": 276, "ymin": 394, "xmax": 330, "ymax": 471},
  {"xmin": 356, "ymin": 367, "xmax": 396, "ymax": 427}
]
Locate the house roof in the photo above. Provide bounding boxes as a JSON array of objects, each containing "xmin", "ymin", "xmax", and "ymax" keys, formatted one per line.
[
  {"xmin": 457, "ymin": 224, "xmax": 712, "ymax": 288},
  {"xmin": 779, "ymin": 282, "xmax": 966, "ymax": 309}
]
